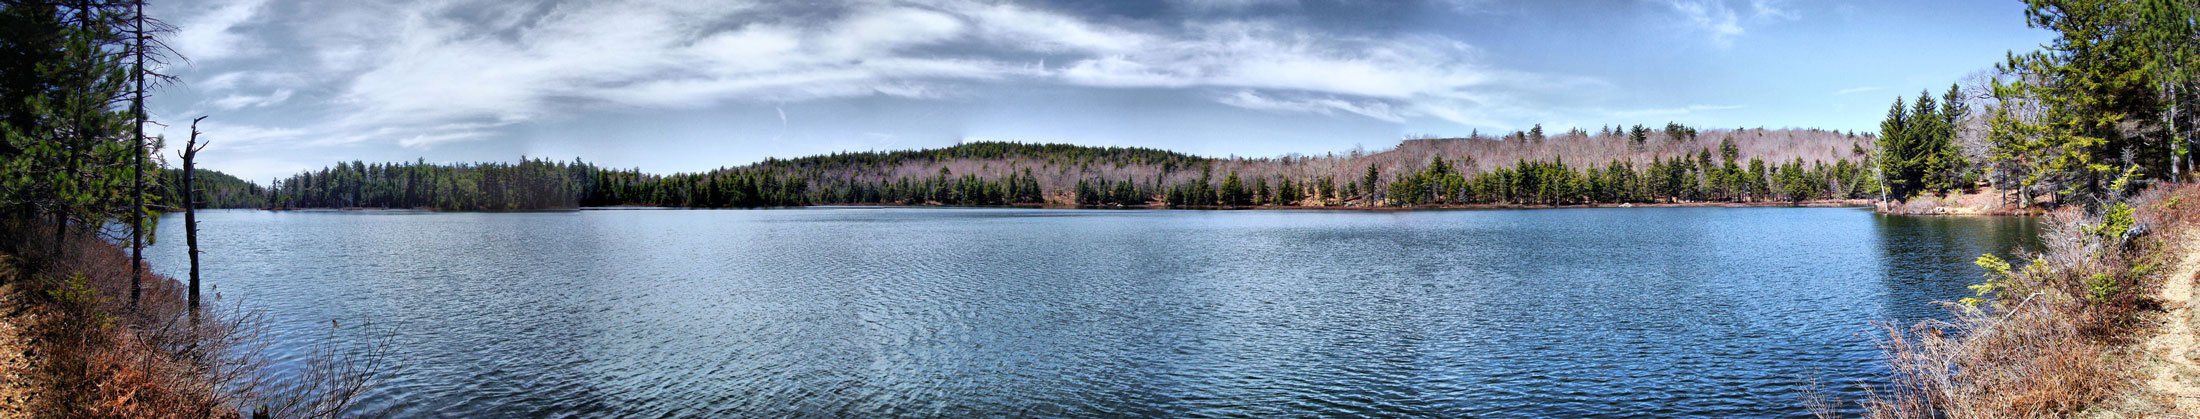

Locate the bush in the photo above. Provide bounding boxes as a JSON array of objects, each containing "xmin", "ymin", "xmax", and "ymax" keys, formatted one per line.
[{"xmin": 1868, "ymin": 183, "xmax": 2200, "ymax": 418}]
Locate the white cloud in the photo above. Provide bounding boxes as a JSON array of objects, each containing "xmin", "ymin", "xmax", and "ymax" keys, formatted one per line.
[
  {"xmin": 1217, "ymin": 90, "xmax": 1404, "ymax": 122},
  {"xmin": 1612, "ymin": 104, "xmax": 1744, "ymax": 118},
  {"xmin": 170, "ymin": 0, "xmax": 267, "ymax": 62},
  {"xmin": 209, "ymin": 88, "xmax": 293, "ymax": 109},
  {"xmin": 176, "ymin": 121, "xmax": 308, "ymax": 150},
  {"xmin": 1172, "ymin": 0, "xmax": 1296, "ymax": 12},
  {"xmin": 1046, "ymin": 21, "xmax": 1502, "ymax": 99},
  {"xmin": 964, "ymin": 3, "xmax": 1150, "ymax": 54},
  {"xmin": 1439, "ymin": 0, "xmax": 1503, "ymax": 14},
  {"xmin": 1834, "ymin": 86, "xmax": 1885, "ymax": 95},
  {"xmin": 1060, "ymin": 56, "xmax": 1193, "ymax": 87},
  {"xmin": 1750, "ymin": 0, "xmax": 1798, "ymax": 20},
  {"xmin": 1663, "ymin": 0, "xmax": 1744, "ymax": 47},
  {"xmin": 175, "ymin": 0, "xmax": 1610, "ymax": 149},
  {"xmin": 1655, "ymin": 0, "xmax": 1798, "ymax": 47},
  {"xmin": 397, "ymin": 131, "xmax": 492, "ymax": 149}
]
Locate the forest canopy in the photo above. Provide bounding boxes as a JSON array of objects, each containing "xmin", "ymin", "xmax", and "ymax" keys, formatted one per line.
[{"xmin": 226, "ymin": 127, "xmax": 1880, "ymax": 210}]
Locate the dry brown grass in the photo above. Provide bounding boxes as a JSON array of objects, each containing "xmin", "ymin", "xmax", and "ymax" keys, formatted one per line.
[
  {"xmin": 1870, "ymin": 296, "xmax": 2126, "ymax": 418},
  {"xmin": 1867, "ymin": 183, "xmax": 2200, "ymax": 418},
  {"xmin": 2, "ymin": 223, "xmax": 243, "ymax": 418},
  {"xmin": 0, "ymin": 221, "xmax": 386, "ymax": 418}
]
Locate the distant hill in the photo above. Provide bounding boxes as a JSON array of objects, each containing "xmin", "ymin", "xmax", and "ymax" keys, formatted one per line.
[{"xmin": 225, "ymin": 124, "xmax": 1880, "ymax": 210}]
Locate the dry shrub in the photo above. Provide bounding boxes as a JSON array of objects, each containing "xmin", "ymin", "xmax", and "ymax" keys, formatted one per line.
[
  {"xmin": 1869, "ymin": 299, "xmax": 2123, "ymax": 418},
  {"xmin": 1867, "ymin": 183, "xmax": 2200, "ymax": 418},
  {"xmin": 0, "ymin": 221, "xmax": 388, "ymax": 418},
  {"xmin": 251, "ymin": 322, "xmax": 390, "ymax": 418},
  {"xmin": 5, "ymin": 225, "xmax": 243, "ymax": 418},
  {"xmin": 1803, "ymin": 374, "xmax": 1843, "ymax": 419}
]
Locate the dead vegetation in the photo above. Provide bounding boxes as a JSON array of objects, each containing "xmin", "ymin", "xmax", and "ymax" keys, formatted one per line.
[
  {"xmin": 1867, "ymin": 183, "xmax": 2200, "ymax": 418},
  {"xmin": 0, "ymin": 222, "xmax": 387, "ymax": 418}
]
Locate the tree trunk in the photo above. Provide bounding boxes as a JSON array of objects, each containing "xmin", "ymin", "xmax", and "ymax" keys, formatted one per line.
[
  {"xmin": 183, "ymin": 153, "xmax": 198, "ymax": 310},
  {"xmin": 127, "ymin": 0, "xmax": 146, "ymax": 310},
  {"xmin": 183, "ymin": 117, "xmax": 207, "ymax": 311}
]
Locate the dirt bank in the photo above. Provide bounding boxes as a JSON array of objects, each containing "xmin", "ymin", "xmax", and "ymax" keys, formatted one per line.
[
  {"xmin": 1874, "ymin": 187, "xmax": 2048, "ymax": 216},
  {"xmin": 2143, "ymin": 228, "xmax": 2200, "ymax": 415}
]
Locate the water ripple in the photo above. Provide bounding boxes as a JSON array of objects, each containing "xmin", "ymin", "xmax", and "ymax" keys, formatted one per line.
[{"xmin": 142, "ymin": 207, "xmax": 2039, "ymax": 417}]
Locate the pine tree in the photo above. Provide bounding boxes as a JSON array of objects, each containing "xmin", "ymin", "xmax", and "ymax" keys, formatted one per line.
[
  {"xmin": 1360, "ymin": 165, "xmax": 1380, "ymax": 204},
  {"xmin": 1990, "ymin": 0, "xmax": 2199, "ymax": 202}
]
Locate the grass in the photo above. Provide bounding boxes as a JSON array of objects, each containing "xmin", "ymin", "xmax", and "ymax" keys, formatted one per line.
[
  {"xmin": 0, "ymin": 221, "xmax": 386, "ymax": 418},
  {"xmin": 1865, "ymin": 183, "xmax": 2200, "ymax": 418}
]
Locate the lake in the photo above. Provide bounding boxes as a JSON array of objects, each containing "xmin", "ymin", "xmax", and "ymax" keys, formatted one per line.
[{"xmin": 146, "ymin": 207, "xmax": 2038, "ymax": 417}]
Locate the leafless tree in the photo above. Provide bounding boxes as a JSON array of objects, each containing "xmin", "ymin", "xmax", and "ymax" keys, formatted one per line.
[{"xmin": 179, "ymin": 116, "xmax": 208, "ymax": 310}]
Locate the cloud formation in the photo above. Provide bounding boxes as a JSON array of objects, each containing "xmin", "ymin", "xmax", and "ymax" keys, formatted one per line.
[
  {"xmin": 1659, "ymin": 0, "xmax": 1801, "ymax": 47},
  {"xmin": 1834, "ymin": 86, "xmax": 1887, "ymax": 95},
  {"xmin": 158, "ymin": 0, "xmax": 1607, "ymax": 154},
  {"xmin": 168, "ymin": 0, "xmax": 267, "ymax": 62},
  {"xmin": 140, "ymin": 0, "xmax": 2049, "ymax": 182}
]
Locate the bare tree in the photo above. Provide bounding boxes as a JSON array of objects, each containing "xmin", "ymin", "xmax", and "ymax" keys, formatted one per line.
[{"xmin": 180, "ymin": 116, "xmax": 208, "ymax": 310}]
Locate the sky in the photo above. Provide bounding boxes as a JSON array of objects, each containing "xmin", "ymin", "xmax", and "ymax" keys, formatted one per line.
[{"xmin": 144, "ymin": 0, "xmax": 2056, "ymax": 182}]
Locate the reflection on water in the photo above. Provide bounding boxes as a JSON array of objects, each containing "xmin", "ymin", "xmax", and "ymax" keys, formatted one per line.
[
  {"xmin": 1875, "ymin": 215, "xmax": 2044, "ymax": 323},
  {"xmin": 147, "ymin": 207, "xmax": 2036, "ymax": 417}
]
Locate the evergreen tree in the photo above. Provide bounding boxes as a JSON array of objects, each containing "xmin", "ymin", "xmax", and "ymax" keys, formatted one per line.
[
  {"xmin": 1360, "ymin": 165, "xmax": 1380, "ymax": 204},
  {"xmin": 1989, "ymin": 0, "xmax": 2200, "ymax": 202},
  {"xmin": 1877, "ymin": 87, "xmax": 1965, "ymax": 201},
  {"xmin": 1218, "ymin": 171, "xmax": 1248, "ymax": 206}
]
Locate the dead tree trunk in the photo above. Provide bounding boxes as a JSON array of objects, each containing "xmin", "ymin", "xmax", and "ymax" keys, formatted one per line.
[
  {"xmin": 129, "ymin": 0, "xmax": 147, "ymax": 310},
  {"xmin": 181, "ymin": 116, "xmax": 207, "ymax": 310}
]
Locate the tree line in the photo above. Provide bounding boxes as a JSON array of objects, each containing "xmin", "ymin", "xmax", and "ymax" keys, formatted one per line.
[
  {"xmin": 1382, "ymin": 141, "xmax": 1878, "ymax": 206},
  {"xmin": 262, "ymin": 158, "xmax": 588, "ymax": 210},
  {"xmin": 250, "ymin": 154, "xmax": 1055, "ymax": 210},
  {"xmin": 157, "ymin": 167, "xmax": 259, "ymax": 210},
  {"xmin": 227, "ymin": 132, "xmax": 1893, "ymax": 210}
]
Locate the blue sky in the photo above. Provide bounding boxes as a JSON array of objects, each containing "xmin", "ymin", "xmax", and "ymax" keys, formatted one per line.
[{"xmin": 146, "ymin": 0, "xmax": 2053, "ymax": 182}]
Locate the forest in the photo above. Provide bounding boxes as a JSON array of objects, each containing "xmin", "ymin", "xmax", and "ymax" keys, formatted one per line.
[
  {"xmin": 156, "ymin": 167, "xmax": 258, "ymax": 210},
  {"xmin": 217, "ymin": 127, "xmax": 1883, "ymax": 210}
]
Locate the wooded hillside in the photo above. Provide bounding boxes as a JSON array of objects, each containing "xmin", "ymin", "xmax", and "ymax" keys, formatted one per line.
[{"xmin": 225, "ymin": 125, "xmax": 1881, "ymax": 210}]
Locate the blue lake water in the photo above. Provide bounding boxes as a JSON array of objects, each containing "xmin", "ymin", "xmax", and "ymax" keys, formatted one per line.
[{"xmin": 147, "ymin": 207, "xmax": 2038, "ymax": 417}]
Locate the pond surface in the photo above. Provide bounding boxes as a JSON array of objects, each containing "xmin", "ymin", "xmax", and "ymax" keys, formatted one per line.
[{"xmin": 148, "ymin": 207, "xmax": 2038, "ymax": 417}]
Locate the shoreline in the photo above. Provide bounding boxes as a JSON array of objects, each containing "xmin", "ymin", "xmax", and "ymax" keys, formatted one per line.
[
  {"xmin": 1872, "ymin": 183, "xmax": 2200, "ymax": 416},
  {"xmin": 181, "ymin": 197, "xmax": 2060, "ymax": 217}
]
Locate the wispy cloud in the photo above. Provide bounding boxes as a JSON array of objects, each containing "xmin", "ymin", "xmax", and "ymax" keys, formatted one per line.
[
  {"xmin": 1750, "ymin": 0, "xmax": 1799, "ymax": 20},
  {"xmin": 1663, "ymin": 0, "xmax": 1744, "ymax": 47},
  {"xmin": 1657, "ymin": 0, "xmax": 1799, "ymax": 47},
  {"xmin": 1612, "ymin": 104, "xmax": 1745, "ymax": 118},
  {"xmin": 169, "ymin": 0, "xmax": 268, "ymax": 62},
  {"xmin": 1217, "ymin": 90, "xmax": 1405, "ymax": 122},
  {"xmin": 159, "ymin": 0, "xmax": 1604, "ymax": 150},
  {"xmin": 1834, "ymin": 86, "xmax": 1886, "ymax": 95},
  {"xmin": 179, "ymin": 121, "xmax": 307, "ymax": 150},
  {"xmin": 208, "ymin": 88, "xmax": 292, "ymax": 109},
  {"xmin": 397, "ymin": 131, "xmax": 493, "ymax": 149},
  {"xmin": 1172, "ymin": 0, "xmax": 1296, "ymax": 12}
]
